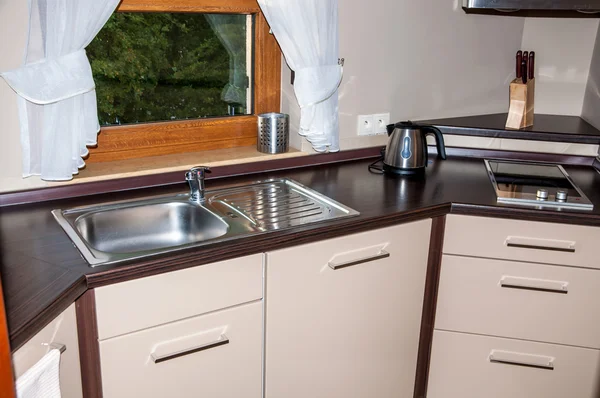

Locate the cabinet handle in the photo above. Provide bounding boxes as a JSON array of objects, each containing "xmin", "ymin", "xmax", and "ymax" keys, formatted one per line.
[
  {"xmin": 489, "ymin": 350, "xmax": 554, "ymax": 370},
  {"xmin": 328, "ymin": 250, "xmax": 390, "ymax": 270},
  {"xmin": 151, "ymin": 334, "xmax": 229, "ymax": 364},
  {"xmin": 500, "ymin": 276, "xmax": 568, "ymax": 294},
  {"xmin": 505, "ymin": 236, "xmax": 575, "ymax": 253}
]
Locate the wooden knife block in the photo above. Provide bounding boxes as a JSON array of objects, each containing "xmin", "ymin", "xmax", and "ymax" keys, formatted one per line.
[{"xmin": 505, "ymin": 78, "xmax": 535, "ymax": 130}]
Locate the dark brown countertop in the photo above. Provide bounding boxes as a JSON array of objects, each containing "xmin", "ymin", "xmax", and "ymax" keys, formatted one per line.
[
  {"xmin": 420, "ymin": 113, "xmax": 600, "ymax": 144},
  {"xmin": 3, "ymin": 155, "xmax": 600, "ymax": 351}
]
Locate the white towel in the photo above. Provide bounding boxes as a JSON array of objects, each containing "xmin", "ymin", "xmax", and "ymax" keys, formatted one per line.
[{"xmin": 16, "ymin": 348, "xmax": 62, "ymax": 398}]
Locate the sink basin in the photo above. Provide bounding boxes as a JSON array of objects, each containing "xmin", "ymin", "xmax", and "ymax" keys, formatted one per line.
[
  {"xmin": 75, "ymin": 202, "xmax": 229, "ymax": 254},
  {"xmin": 53, "ymin": 178, "xmax": 359, "ymax": 267}
]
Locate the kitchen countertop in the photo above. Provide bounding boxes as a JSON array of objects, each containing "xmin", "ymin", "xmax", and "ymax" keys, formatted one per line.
[
  {"xmin": 421, "ymin": 113, "xmax": 600, "ymax": 144},
  {"xmin": 2, "ymin": 155, "xmax": 600, "ymax": 351}
]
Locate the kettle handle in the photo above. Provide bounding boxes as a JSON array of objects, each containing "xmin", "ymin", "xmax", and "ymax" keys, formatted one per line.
[
  {"xmin": 386, "ymin": 123, "xmax": 395, "ymax": 136},
  {"xmin": 424, "ymin": 126, "xmax": 447, "ymax": 160}
]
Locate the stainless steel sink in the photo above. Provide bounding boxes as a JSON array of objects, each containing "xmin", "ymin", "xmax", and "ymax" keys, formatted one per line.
[
  {"xmin": 53, "ymin": 178, "xmax": 359, "ymax": 267},
  {"xmin": 74, "ymin": 202, "xmax": 229, "ymax": 254}
]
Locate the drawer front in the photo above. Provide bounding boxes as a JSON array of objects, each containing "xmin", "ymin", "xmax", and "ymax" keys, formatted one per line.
[
  {"xmin": 428, "ymin": 330, "xmax": 600, "ymax": 398},
  {"xmin": 265, "ymin": 219, "xmax": 432, "ymax": 398},
  {"xmin": 12, "ymin": 304, "xmax": 82, "ymax": 398},
  {"xmin": 100, "ymin": 301, "xmax": 262, "ymax": 398},
  {"xmin": 436, "ymin": 255, "xmax": 600, "ymax": 349},
  {"xmin": 444, "ymin": 215, "xmax": 600, "ymax": 269},
  {"xmin": 96, "ymin": 254, "xmax": 263, "ymax": 339}
]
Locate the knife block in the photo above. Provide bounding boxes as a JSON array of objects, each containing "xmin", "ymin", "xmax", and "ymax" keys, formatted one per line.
[{"xmin": 505, "ymin": 78, "xmax": 535, "ymax": 130}]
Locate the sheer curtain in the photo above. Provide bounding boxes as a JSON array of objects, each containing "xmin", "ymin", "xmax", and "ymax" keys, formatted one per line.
[
  {"xmin": 206, "ymin": 14, "xmax": 249, "ymax": 114},
  {"xmin": 0, "ymin": 0, "xmax": 120, "ymax": 181},
  {"xmin": 257, "ymin": 0, "xmax": 341, "ymax": 152}
]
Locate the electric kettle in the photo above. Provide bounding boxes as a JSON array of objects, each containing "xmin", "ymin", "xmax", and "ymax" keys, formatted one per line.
[{"xmin": 383, "ymin": 121, "xmax": 447, "ymax": 175}]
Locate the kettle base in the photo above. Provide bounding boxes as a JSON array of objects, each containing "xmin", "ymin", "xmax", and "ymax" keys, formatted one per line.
[{"xmin": 383, "ymin": 164, "xmax": 425, "ymax": 176}]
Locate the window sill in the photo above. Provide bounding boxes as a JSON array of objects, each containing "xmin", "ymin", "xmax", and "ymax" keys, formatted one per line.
[{"xmin": 50, "ymin": 146, "xmax": 307, "ymax": 186}]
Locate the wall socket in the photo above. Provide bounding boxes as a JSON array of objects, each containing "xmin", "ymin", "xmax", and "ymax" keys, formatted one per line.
[
  {"xmin": 357, "ymin": 115, "xmax": 374, "ymax": 136},
  {"xmin": 373, "ymin": 113, "xmax": 390, "ymax": 134},
  {"xmin": 357, "ymin": 113, "xmax": 390, "ymax": 136}
]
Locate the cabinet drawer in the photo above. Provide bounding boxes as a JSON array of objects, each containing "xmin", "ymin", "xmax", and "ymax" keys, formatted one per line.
[
  {"xmin": 436, "ymin": 255, "xmax": 600, "ymax": 349},
  {"xmin": 444, "ymin": 215, "xmax": 600, "ymax": 269},
  {"xmin": 428, "ymin": 330, "xmax": 600, "ymax": 398},
  {"xmin": 100, "ymin": 301, "xmax": 262, "ymax": 398},
  {"xmin": 265, "ymin": 219, "xmax": 432, "ymax": 398},
  {"xmin": 96, "ymin": 254, "xmax": 262, "ymax": 339}
]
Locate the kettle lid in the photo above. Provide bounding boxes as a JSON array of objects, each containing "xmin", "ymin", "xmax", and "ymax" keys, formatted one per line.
[
  {"xmin": 393, "ymin": 120, "xmax": 420, "ymax": 129},
  {"xmin": 386, "ymin": 120, "xmax": 422, "ymax": 134}
]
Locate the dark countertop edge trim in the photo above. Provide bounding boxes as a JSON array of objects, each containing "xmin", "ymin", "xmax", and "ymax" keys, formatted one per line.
[
  {"xmin": 85, "ymin": 204, "xmax": 451, "ymax": 288},
  {"xmin": 0, "ymin": 147, "xmax": 383, "ymax": 208},
  {"xmin": 436, "ymin": 124, "xmax": 600, "ymax": 145},
  {"xmin": 450, "ymin": 202, "xmax": 600, "ymax": 226},
  {"xmin": 462, "ymin": 8, "xmax": 600, "ymax": 17},
  {"xmin": 9, "ymin": 274, "xmax": 87, "ymax": 351},
  {"xmin": 436, "ymin": 147, "xmax": 596, "ymax": 166}
]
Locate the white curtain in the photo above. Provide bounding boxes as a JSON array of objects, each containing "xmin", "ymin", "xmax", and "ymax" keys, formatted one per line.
[
  {"xmin": 0, "ymin": 0, "xmax": 120, "ymax": 181},
  {"xmin": 257, "ymin": 0, "xmax": 341, "ymax": 152},
  {"xmin": 206, "ymin": 14, "xmax": 249, "ymax": 111}
]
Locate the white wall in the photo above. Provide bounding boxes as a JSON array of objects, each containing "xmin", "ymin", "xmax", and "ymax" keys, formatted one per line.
[
  {"xmin": 285, "ymin": 0, "xmax": 526, "ymax": 151},
  {"xmin": 1, "ymin": 1, "xmax": 599, "ymax": 192},
  {"xmin": 521, "ymin": 18, "xmax": 599, "ymax": 116},
  {"xmin": 582, "ymin": 26, "xmax": 600, "ymax": 131},
  {"xmin": 0, "ymin": 0, "xmax": 44, "ymax": 191}
]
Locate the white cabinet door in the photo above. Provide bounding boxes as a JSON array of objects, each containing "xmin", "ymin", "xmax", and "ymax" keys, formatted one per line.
[
  {"xmin": 265, "ymin": 220, "xmax": 432, "ymax": 398},
  {"xmin": 436, "ymin": 255, "xmax": 600, "ymax": 349},
  {"xmin": 12, "ymin": 304, "xmax": 83, "ymax": 398},
  {"xmin": 100, "ymin": 301, "xmax": 262, "ymax": 398},
  {"xmin": 95, "ymin": 254, "xmax": 263, "ymax": 339},
  {"xmin": 428, "ymin": 330, "xmax": 600, "ymax": 398},
  {"xmin": 444, "ymin": 215, "xmax": 600, "ymax": 269}
]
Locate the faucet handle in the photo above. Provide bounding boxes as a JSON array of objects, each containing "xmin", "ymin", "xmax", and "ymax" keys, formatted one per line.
[{"xmin": 186, "ymin": 166, "xmax": 211, "ymax": 180}]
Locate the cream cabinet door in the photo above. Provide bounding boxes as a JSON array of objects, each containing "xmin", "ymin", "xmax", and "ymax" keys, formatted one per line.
[
  {"xmin": 428, "ymin": 330, "xmax": 600, "ymax": 398},
  {"xmin": 265, "ymin": 220, "xmax": 432, "ymax": 398},
  {"xmin": 99, "ymin": 301, "xmax": 262, "ymax": 398},
  {"xmin": 12, "ymin": 303, "xmax": 83, "ymax": 398},
  {"xmin": 436, "ymin": 255, "xmax": 600, "ymax": 349}
]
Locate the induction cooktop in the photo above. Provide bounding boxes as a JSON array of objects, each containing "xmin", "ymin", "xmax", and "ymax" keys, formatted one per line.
[{"xmin": 484, "ymin": 159, "xmax": 594, "ymax": 211}]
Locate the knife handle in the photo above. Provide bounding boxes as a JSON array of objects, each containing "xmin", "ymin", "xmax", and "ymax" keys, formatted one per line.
[
  {"xmin": 521, "ymin": 60, "xmax": 527, "ymax": 84},
  {"xmin": 516, "ymin": 51, "xmax": 522, "ymax": 78},
  {"xmin": 529, "ymin": 51, "xmax": 535, "ymax": 79}
]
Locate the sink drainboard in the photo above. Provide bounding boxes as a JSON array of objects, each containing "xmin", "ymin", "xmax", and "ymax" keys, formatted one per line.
[{"xmin": 209, "ymin": 179, "xmax": 352, "ymax": 230}]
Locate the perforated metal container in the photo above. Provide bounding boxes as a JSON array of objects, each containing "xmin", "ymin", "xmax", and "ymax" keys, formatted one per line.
[{"xmin": 257, "ymin": 113, "xmax": 289, "ymax": 154}]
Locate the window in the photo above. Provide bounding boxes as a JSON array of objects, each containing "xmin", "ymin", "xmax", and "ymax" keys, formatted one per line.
[{"xmin": 86, "ymin": 0, "xmax": 281, "ymax": 163}]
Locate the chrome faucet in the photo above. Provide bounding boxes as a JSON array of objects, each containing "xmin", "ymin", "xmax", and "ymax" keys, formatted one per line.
[{"xmin": 185, "ymin": 166, "xmax": 211, "ymax": 203}]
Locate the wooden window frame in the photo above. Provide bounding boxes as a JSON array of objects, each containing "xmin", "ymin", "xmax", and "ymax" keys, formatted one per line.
[{"xmin": 87, "ymin": 0, "xmax": 281, "ymax": 163}]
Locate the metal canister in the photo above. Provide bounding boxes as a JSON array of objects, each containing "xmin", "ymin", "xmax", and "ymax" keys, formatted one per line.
[{"xmin": 257, "ymin": 113, "xmax": 289, "ymax": 154}]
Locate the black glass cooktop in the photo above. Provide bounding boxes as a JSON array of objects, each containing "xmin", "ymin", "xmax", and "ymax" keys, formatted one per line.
[{"xmin": 484, "ymin": 160, "xmax": 593, "ymax": 210}]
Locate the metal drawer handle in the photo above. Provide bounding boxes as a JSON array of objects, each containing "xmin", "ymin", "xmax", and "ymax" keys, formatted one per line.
[
  {"xmin": 151, "ymin": 334, "xmax": 229, "ymax": 364},
  {"xmin": 489, "ymin": 350, "xmax": 554, "ymax": 370},
  {"xmin": 42, "ymin": 342, "xmax": 66, "ymax": 354},
  {"xmin": 328, "ymin": 250, "xmax": 390, "ymax": 270},
  {"xmin": 505, "ymin": 236, "xmax": 575, "ymax": 253},
  {"xmin": 500, "ymin": 276, "xmax": 568, "ymax": 294}
]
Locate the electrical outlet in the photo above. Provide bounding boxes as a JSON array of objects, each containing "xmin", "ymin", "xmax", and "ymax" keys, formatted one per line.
[
  {"xmin": 373, "ymin": 113, "xmax": 390, "ymax": 135},
  {"xmin": 357, "ymin": 115, "xmax": 375, "ymax": 136}
]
